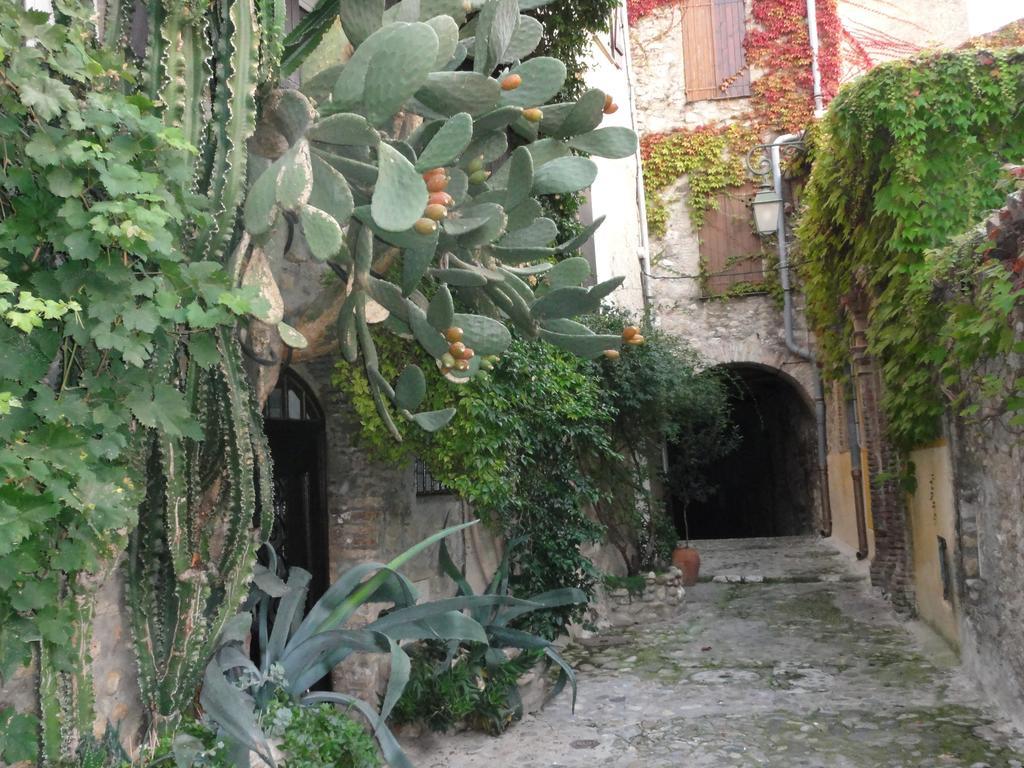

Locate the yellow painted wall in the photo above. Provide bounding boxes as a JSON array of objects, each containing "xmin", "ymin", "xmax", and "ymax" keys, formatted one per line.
[
  {"xmin": 826, "ymin": 449, "xmax": 874, "ymax": 559},
  {"xmin": 908, "ymin": 442, "xmax": 960, "ymax": 649}
]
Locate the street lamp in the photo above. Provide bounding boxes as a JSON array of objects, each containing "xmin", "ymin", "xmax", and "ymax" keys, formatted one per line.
[{"xmin": 751, "ymin": 186, "xmax": 783, "ymax": 236}]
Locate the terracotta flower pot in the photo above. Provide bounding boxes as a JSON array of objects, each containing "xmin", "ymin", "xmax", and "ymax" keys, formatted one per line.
[{"xmin": 672, "ymin": 542, "xmax": 701, "ymax": 586}]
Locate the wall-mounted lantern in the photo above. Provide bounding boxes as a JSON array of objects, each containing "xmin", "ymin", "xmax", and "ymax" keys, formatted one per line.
[{"xmin": 751, "ymin": 187, "xmax": 783, "ymax": 236}]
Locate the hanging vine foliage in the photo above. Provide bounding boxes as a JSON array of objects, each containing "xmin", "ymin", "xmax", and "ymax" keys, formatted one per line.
[
  {"xmin": 640, "ymin": 124, "xmax": 758, "ymax": 237},
  {"xmin": 796, "ymin": 46, "xmax": 1024, "ymax": 451}
]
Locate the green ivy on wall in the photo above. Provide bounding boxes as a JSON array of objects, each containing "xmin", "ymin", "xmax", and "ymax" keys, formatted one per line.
[
  {"xmin": 640, "ymin": 124, "xmax": 758, "ymax": 239},
  {"xmin": 796, "ymin": 46, "xmax": 1024, "ymax": 451}
]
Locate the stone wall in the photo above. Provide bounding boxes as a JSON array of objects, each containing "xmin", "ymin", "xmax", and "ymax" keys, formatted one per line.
[
  {"xmin": 595, "ymin": 568, "xmax": 687, "ymax": 629},
  {"xmin": 646, "ymin": 173, "xmax": 818, "ymax": 405},
  {"xmin": 949, "ymin": 335, "xmax": 1024, "ymax": 730}
]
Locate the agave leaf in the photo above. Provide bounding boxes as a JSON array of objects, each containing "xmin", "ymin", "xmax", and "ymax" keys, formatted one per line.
[
  {"xmin": 199, "ymin": 663, "xmax": 273, "ymax": 765},
  {"xmin": 365, "ymin": 595, "xmax": 531, "ymax": 636},
  {"xmin": 543, "ymin": 645, "xmax": 578, "ymax": 711},
  {"xmin": 378, "ymin": 637, "xmax": 411, "ymax": 726},
  {"xmin": 439, "ymin": 538, "xmax": 475, "ymax": 597},
  {"xmin": 264, "ymin": 568, "xmax": 312, "ymax": 669},
  {"xmin": 313, "ymin": 521, "xmax": 479, "ymax": 633},
  {"xmin": 283, "ymin": 628, "xmax": 390, "ymax": 694}
]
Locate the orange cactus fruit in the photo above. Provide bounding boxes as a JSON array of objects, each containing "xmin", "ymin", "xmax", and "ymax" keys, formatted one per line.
[{"xmin": 414, "ymin": 218, "xmax": 438, "ymax": 235}]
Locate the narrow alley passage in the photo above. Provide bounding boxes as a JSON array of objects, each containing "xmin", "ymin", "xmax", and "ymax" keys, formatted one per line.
[{"xmin": 406, "ymin": 538, "xmax": 1024, "ymax": 768}]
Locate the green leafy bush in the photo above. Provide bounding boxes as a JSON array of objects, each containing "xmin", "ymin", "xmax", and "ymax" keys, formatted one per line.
[
  {"xmin": 335, "ymin": 330, "xmax": 616, "ymax": 638},
  {"xmin": 586, "ymin": 310, "xmax": 737, "ymax": 567},
  {"xmin": 277, "ymin": 704, "xmax": 381, "ymax": 768}
]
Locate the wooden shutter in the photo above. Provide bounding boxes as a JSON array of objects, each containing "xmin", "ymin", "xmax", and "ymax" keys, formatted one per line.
[
  {"xmin": 682, "ymin": 0, "xmax": 718, "ymax": 101},
  {"xmin": 700, "ymin": 184, "xmax": 766, "ymax": 297},
  {"xmin": 712, "ymin": 0, "xmax": 751, "ymax": 98},
  {"xmin": 681, "ymin": 0, "xmax": 751, "ymax": 101}
]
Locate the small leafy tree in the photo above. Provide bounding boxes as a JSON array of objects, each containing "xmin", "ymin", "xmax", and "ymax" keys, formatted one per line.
[{"xmin": 588, "ymin": 311, "xmax": 737, "ymax": 569}]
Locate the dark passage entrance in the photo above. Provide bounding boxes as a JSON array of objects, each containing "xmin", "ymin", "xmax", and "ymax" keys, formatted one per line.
[
  {"xmin": 669, "ymin": 364, "xmax": 817, "ymax": 540},
  {"xmin": 263, "ymin": 370, "xmax": 330, "ymax": 605}
]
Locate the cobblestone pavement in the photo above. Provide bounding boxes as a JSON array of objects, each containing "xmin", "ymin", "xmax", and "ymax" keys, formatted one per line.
[{"xmin": 404, "ymin": 537, "xmax": 1024, "ymax": 768}]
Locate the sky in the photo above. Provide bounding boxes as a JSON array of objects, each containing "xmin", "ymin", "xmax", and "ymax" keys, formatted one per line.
[{"xmin": 968, "ymin": 0, "xmax": 1024, "ymax": 34}]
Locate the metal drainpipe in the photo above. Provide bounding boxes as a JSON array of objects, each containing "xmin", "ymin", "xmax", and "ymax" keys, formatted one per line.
[
  {"xmin": 806, "ymin": 0, "xmax": 825, "ymax": 117},
  {"xmin": 845, "ymin": 374, "xmax": 870, "ymax": 559},
  {"xmin": 770, "ymin": 134, "xmax": 832, "ymax": 537}
]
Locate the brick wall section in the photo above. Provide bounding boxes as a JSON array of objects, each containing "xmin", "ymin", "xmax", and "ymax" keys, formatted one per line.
[{"xmin": 848, "ymin": 300, "xmax": 914, "ymax": 611}]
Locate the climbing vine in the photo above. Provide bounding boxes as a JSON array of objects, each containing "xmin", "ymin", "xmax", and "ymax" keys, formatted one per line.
[
  {"xmin": 745, "ymin": 0, "xmax": 841, "ymax": 132},
  {"xmin": 640, "ymin": 124, "xmax": 758, "ymax": 238},
  {"xmin": 796, "ymin": 47, "xmax": 1024, "ymax": 451}
]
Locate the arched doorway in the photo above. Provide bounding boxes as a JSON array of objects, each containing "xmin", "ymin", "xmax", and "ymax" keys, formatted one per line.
[
  {"xmin": 263, "ymin": 369, "xmax": 330, "ymax": 604},
  {"xmin": 669, "ymin": 363, "xmax": 818, "ymax": 539}
]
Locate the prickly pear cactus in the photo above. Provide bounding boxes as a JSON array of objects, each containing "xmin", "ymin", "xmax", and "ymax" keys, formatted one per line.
[{"xmin": 244, "ymin": 0, "xmax": 639, "ymax": 437}]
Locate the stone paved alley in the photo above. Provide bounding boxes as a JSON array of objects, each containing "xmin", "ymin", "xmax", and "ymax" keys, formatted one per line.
[{"xmin": 406, "ymin": 538, "xmax": 1024, "ymax": 768}]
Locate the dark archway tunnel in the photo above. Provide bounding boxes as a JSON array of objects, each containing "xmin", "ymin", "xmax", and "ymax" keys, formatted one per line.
[{"xmin": 669, "ymin": 364, "xmax": 818, "ymax": 540}]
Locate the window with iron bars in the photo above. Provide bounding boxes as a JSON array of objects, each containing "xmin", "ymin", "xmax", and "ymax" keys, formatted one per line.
[{"xmin": 414, "ymin": 457, "xmax": 453, "ymax": 496}]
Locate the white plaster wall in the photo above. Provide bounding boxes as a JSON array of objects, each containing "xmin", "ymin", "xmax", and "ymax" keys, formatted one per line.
[
  {"xmin": 582, "ymin": 1, "xmax": 647, "ymax": 313},
  {"xmin": 837, "ymin": 0, "xmax": 970, "ymax": 81}
]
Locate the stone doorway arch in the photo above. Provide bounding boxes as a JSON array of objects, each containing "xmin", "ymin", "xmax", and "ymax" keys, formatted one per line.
[{"xmin": 669, "ymin": 362, "xmax": 820, "ymax": 540}]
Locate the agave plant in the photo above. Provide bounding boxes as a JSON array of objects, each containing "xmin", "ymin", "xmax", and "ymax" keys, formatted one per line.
[
  {"xmin": 195, "ymin": 522, "xmax": 577, "ymax": 767},
  {"xmin": 437, "ymin": 536, "xmax": 584, "ymax": 706}
]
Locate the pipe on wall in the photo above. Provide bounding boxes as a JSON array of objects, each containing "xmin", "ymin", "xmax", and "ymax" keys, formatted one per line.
[
  {"xmin": 806, "ymin": 0, "xmax": 825, "ymax": 117},
  {"xmin": 845, "ymin": 376, "xmax": 870, "ymax": 559},
  {"xmin": 770, "ymin": 133, "xmax": 832, "ymax": 537}
]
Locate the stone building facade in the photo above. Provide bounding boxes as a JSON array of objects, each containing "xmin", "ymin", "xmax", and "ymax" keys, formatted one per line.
[{"xmin": 623, "ymin": 0, "xmax": 1024, "ymax": 730}]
